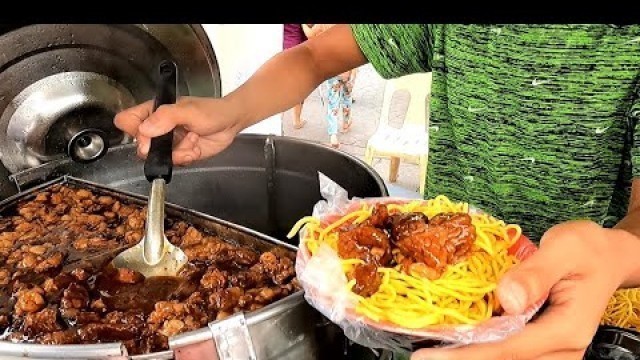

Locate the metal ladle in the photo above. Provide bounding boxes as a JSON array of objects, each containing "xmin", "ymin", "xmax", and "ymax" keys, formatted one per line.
[{"xmin": 111, "ymin": 60, "xmax": 188, "ymax": 278}]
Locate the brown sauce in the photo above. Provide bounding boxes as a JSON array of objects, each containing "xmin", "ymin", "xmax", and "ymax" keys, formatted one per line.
[
  {"xmin": 339, "ymin": 204, "xmax": 476, "ymax": 296},
  {"xmin": 0, "ymin": 185, "xmax": 299, "ymax": 355},
  {"xmin": 96, "ymin": 271, "xmax": 183, "ymax": 314}
]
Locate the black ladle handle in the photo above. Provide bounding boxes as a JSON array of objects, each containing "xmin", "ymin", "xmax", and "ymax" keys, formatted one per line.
[{"xmin": 144, "ymin": 60, "xmax": 178, "ymax": 183}]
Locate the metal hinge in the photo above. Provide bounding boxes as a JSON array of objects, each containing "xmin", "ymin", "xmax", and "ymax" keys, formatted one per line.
[
  {"xmin": 209, "ymin": 313, "xmax": 257, "ymax": 360},
  {"xmin": 171, "ymin": 313, "xmax": 256, "ymax": 360}
]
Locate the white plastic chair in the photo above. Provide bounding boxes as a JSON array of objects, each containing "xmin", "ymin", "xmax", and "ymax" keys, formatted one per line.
[{"xmin": 364, "ymin": 72, "xmax": 431, "ymax": 196}]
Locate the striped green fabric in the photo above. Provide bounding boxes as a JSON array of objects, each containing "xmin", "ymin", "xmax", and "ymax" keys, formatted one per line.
[{"xmin": 351, "ymin": 24, "xmax": 640, "ymax": 241}]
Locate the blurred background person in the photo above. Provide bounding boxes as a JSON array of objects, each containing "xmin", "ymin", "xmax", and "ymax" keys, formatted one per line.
[
  {"xmin": 305, "ymin": 24, "xmax": 356, "ymax": 148},
  {"xmin": 283, "ymin": 24, "xmax": 308, "ymax": 129}
]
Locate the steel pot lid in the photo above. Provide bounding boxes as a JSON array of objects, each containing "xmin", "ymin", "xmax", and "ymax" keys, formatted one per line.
[{"xmin": 0, "ymin": 24, "xmax": 221, "ymax": 173}]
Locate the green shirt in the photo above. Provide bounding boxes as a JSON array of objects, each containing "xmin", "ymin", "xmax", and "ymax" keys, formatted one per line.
[{"xmin": 351, "ymin": 24, "xmax": 640, "ymax": 241}]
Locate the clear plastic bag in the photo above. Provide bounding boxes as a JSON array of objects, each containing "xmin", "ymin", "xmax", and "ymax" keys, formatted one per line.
[{"xmin": 295, "ymin": 173, "xmax": 545, "ymax": 353}]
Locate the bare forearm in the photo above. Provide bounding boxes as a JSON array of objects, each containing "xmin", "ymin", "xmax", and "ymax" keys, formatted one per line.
[
  {"xmin": 225, "ymin": 46, "xmax": 325, "ymax": 129},
  {"xmin": 224, "ymin": 24, "xmax": 366, "ymax": 131}
]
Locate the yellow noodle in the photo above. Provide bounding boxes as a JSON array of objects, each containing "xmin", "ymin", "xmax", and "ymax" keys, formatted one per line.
[
  {"xmin": 319, "ymin": 210, "xmax": 370, "ymax": 244},
  {"xmin": 290, "ymin": 196, "xmax": 524, "ymax": 329},
  {"xmin": 602, "ymin": 288, "xmax": 640, "ymax": 331},
  {"xmin": 287, "ymin": 216, "xmax": 320, "ymax": 239}
]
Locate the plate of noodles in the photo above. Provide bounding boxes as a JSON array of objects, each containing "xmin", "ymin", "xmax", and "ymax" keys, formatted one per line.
[{"xmin": 289, "ymin": 194, "xmax": 544, "ymax": 350}]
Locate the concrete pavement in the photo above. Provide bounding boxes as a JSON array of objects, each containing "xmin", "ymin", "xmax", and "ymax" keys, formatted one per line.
[{"xmin": 282, "ymin": 64, "xmax": 422, "ymax": 198}]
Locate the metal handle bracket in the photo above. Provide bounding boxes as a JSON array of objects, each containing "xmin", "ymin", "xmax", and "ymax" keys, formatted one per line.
[
  {"xmin": 171, "ymin": 313, "xmax": 256, "ymax": 360},
  {"xmin": 209, "ymin": 313, "xmax": 257, "ymax": 360}
]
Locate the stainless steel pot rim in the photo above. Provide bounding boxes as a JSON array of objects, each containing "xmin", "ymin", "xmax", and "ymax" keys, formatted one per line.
[{"xmin": 0, "ymin": 293, "xmax": 305, "ymax": 359}]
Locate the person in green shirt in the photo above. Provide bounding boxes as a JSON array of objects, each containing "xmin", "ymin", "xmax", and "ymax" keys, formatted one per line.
[{"xmin": 115, "ymin": 24, "xmax": 640, "ymax": 360}]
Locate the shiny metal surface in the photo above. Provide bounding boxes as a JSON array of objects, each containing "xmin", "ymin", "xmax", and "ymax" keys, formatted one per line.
[
  {"xmin": 137, "ymin": 25, "xmax": 221, "ymax": 98},
  {"xmin": 0, "ymin": 342, "xmax": 127, "ymax": 359},
  {"xmin": 1, "ymin": 72, "xmax": 134, "ymax": 172},
  {"xmin": 170, "ymin": 294, "xmax": 318, "ymax": 360},
  {"xmin": 112, "ymin": 178, "xmax": 188, "ymax": 277},
  {"xmin": 0, "ymin": 24, "xmax": 220, "ymax": 173},
  {"xmin": 68, "ymin": 129, "xmax": 108, "ymax": 163},
  {"xmin": 143, "ymin": 179, "xmax": 170, "ymax": 265},
  {"xmin": 243, "ymin": 292, "xmax": 319, "ymax": 360},
  {"xmin": 209, "ymin": 313, "xmax": 257, "ymax": 360},
  {"xmin": 170, "ymin": 294, "xmax": 320, "ymax": 360}
]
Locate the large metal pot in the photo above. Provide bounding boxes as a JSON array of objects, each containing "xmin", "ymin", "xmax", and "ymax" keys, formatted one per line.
[
  {"xmin": 9, "ymin": 135, "xmax": 389, "ymax": 244},
  {"xmin": 6, "ymin": 136, "xmax": 388, "ymax": 360},
  {"xmin": 0, "ymin": 177, "xmax": 337, "ymax": 360}
]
